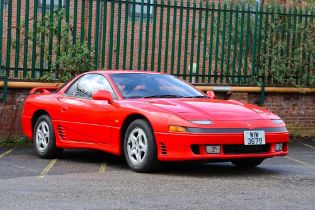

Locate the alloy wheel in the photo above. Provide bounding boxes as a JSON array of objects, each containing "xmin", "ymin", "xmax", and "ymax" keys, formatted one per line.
[
  {"xmin": 127, "ymin": 128, "xmax": 148, "ymax": 165},
  {"xmin": 36, "ymin": 121, "xmax": 50, "ymax": 153}
]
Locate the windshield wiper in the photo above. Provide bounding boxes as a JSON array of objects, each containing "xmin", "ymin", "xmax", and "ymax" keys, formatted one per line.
[{"xmin": 143, "ymin": 94, "xmax": 183, "ymax": 98}]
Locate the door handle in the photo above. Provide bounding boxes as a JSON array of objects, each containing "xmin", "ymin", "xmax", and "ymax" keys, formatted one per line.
[{"xmin": 61, "ymin": 106, "xmax": 68, "ymax": 112}]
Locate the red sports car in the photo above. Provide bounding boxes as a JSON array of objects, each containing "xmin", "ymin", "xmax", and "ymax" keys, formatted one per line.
[{"xmin": 22, "ymin": 71, "xmax": 289, "ymax": 172}]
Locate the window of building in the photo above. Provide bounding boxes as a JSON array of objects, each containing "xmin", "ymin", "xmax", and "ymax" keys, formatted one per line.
[
  {"xmin": 2, "ymin": 0, "xmax": 8, "ymax": 9},
  {"xmin": 38, "ymin": 0, "xmax": 66, "ymax": 8},
  {"xmin": 129, "ymin": 0, "xmax": 154, "ymax": 20}
]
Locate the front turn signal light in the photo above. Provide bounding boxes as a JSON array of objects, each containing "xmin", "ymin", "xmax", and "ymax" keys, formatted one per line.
[{"xmin": 169, "ymin": 125, "xmax": 187, "ymax": 132}]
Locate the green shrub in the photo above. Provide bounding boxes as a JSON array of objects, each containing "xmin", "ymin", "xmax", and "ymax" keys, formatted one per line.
[{"xmin": 14, "ymin": 10, "xmax": 94, "ymax": 82}]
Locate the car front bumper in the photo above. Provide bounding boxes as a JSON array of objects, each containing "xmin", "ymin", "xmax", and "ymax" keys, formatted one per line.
[{"xmin": 154, "ymin": 131, "xmax": 289, "ymax": 161}]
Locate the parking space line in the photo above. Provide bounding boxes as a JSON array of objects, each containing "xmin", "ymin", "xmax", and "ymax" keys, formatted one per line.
[
  {"xmin": 38, "ymin": 159, "xmax": 58, "ymax": 178},
  {"xmin": 285, "ymin": 156, "xmax": 311, "ymax": 166},
  {"xmin": 0, "ymin": 148, "xmax": 15, "ymax": 158},
  {"xmin": 99, "ymin": 163, "xmax": 106, "ymax": 174},
  {"xmin": 302, "ymin": 143, "xmax": 315, "ymax": 151}
]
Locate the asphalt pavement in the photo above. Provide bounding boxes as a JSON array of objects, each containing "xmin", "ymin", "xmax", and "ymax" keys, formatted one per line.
[{"xmin": 0, "ymin": 140, "xmax": 315, "ymax": 210}]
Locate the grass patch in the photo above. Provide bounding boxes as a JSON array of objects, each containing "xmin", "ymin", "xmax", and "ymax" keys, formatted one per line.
[{"xmin": 0, "ymin": 136, "xmax": 30, "ymax": 147}]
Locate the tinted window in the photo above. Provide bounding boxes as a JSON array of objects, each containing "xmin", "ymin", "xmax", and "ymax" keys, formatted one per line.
[
  {"xmin": 65, "ymin": 74, "xmax": 116, "ymax": 99},
  {"xmin": 110, "ymin": 73, "xmax": 206, "ymax": 99}
]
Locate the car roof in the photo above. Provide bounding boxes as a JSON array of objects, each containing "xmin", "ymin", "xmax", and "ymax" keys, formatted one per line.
[{"xmin": 90, "ymin": 70, "xmax": 163, "ymax": 75}]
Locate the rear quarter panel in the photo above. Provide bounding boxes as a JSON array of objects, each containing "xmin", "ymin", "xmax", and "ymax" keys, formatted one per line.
[{"xmin": 21, "ymin": 93, "xmax": 61, "ymax": 140}]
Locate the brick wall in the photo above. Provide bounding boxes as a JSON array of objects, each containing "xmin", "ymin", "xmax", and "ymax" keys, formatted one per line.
[
  {"xmin": 0, "ymin": 88, "xmax": 314, "ymax": 139},
  {"xmin": 0, "ymin": 89, "xmax": 28, "ymax": 138},
  {"xmin": 228, "ymin": 92, "xmax": 315, "ymax": 137}
]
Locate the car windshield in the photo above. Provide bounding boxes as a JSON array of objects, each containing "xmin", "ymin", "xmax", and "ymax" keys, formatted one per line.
[{"xmin": 110, "ymin": 73, "xmax": 206, "ymax": 99}]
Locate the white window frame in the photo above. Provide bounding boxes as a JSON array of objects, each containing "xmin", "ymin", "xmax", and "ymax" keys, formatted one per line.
[
  {"xmin": 38, "ymin": 0, "xmax": 66, "ymax": 8},
  {"xmin": 129, "ymin": 0, "xmax": 154, "ymax": 19}
]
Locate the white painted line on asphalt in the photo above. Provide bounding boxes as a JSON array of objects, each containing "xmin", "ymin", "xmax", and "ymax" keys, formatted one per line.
[
  {"xmin": 99, "ymin": 163, "xmax": 106, "ymax": 174},
  {"xmin": 302, "ymin": 143, "xmax": 315, "ymax": 151},
  {"xmin": 0, "ymin": 148, "xmax": 15, "ymax": 158},
  {"xmin": 285, "ymin": 156, "xmax": 311, "ymax": 166},
  {"xmin": 37, "ymin": 159, "xmax": 58, "ymax": 178}
]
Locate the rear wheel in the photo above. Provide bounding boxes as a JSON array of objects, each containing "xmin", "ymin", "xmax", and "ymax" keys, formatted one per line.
[
  {"xmin": 123, "ymin": 119, "xmax": 159, "ymax": 172},
  {"xmin": 33, "ymin": 115, "xmax": 63, "ymax": 158},
  {"xmin": 231, "ymin": 158, "xmax": 264, "ymax": 168}
]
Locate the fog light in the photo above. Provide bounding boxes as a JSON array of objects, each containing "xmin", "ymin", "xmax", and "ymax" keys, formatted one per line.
[
  {"xmin": 206, "ymin": 145, "xmax": 221, "ymax": 154},
  {"xmin": 275, "ymin": 143, "xmax": 283, "ymax": 151}
]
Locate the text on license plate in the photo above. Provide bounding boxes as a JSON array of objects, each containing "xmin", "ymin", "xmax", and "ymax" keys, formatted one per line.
[{"xmin": 244, "ymin": 131, "xmax": 265, "ymax": 145}]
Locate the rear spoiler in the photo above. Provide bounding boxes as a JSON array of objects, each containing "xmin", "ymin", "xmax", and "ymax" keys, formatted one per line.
[{"xmin": 29, "ymin": 87, "xmax": 60, "ymax": 94}]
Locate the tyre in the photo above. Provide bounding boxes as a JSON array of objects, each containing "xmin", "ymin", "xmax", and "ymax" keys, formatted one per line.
[
  {"xmin": 33, "ymin": 115, "xmax": 63, "ymax": 158},
  {"xmin": 123, "ymin": 119, "xmax": 159, "ymax": 172},
  {"xmin": 231, "ymin": 158, "xmax": 264, "ymax": 168}
]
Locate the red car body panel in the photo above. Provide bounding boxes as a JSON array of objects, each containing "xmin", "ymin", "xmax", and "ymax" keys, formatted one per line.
[{"xmin": 21, "ymin": 71, "xmax": 289, "ymax": 161}]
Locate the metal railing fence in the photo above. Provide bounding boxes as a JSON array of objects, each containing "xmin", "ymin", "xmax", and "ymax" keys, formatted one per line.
[{"xmin": 0, "ymin": 0, "xmax": 314, "ymax": 89}]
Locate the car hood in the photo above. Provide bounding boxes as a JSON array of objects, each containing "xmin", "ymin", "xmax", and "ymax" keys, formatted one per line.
[{"xmin": 144, "ymin": 98, "xmax": 279, "ymax": 121}]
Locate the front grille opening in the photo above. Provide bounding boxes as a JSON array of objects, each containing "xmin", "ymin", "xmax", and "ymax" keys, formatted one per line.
[
  {"xmin": 191, "ymin": 144, "xmax": 200, "ymax": 155},
  {"xmin": 223, "ymin": 144, "xmax": 270, "ymax": 154},
  {"xmin": 160, "ymin": 143, "xmax": 167, "ymax": 155}
]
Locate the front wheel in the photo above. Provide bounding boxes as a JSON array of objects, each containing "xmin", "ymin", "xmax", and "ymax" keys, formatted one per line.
[
  {"xmin": 123, "ymin": 119, "xmax": 159, "ymax": 172},
  {"xmin": 33, "ymin": 115, "xmax": 63, "ymax": 158},
  {"xmin": 231, "ymin": 158, "xmax": 264, "ymax": 168}
]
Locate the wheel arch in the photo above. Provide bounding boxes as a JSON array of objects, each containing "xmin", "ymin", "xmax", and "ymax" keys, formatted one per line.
[
  {"xmin": 32, "ymin": 109, "xmax": 51, "ymax": 132},
  {"xmin": 120, "ymin": 113, "xmax": 154, "ymax": 154}
]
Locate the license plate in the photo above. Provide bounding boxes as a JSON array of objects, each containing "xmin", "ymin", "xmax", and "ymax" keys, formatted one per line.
[{"xmin": 244, "ymin": 130, "xmax": 265, "ymax": 145}]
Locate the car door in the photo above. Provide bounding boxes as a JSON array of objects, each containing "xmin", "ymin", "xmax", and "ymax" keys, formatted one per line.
[{"xmin": 57, "ymin": 73, "xmax": 117, "ymax": 144}]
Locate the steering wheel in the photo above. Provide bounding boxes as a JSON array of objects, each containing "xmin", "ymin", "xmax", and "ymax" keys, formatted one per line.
[{"xmin": 125, "ymin": 89, "xmax": 153, "ymax": 98}]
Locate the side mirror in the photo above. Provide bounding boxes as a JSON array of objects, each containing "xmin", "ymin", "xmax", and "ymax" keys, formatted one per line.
[
  {"xmin": 206, "ymin": 91, "xmax": 216, "ymax": 99},
  {"xmin": 92, "ymin": 90, "xmax": 114, "ymax": 104}
]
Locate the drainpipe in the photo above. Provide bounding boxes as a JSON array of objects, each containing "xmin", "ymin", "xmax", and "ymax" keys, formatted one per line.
[
  {"xmin": 255, "ymin": 75, "xmax": 265, "ymax": 105},
  {"xmin": 190, "ymin": 63, "xmax": 197, "ymax": 84},
  {"xmin": 195, "ymin": 86, "xmax": 315, "ymax": 93},
  {"xmin": 1, "ymin": 81, "xmax": 315, "ymax": 96},
  {"xmin": 0, "ymin": 76, "xmax": 7, "ymax": 102},
  {"xmin": 0, "ymin": 81, "xmax": 63, "ymax": 89}
]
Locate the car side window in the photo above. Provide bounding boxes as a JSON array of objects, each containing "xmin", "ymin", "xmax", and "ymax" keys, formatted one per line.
[{"xmin": 65, "ymin": 74, "xmax": 116, "ymax": 99}]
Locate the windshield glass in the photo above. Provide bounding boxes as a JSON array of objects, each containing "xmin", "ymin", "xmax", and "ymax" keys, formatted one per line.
[{"xmin": 110, "ymin": 73, "xmax": 206, "ymax": 99}]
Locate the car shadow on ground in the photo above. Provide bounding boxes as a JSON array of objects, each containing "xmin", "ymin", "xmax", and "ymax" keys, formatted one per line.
[
  {"xmin": 60, "ymin": 149, "xmax": 128, "ymax": 169},
  {"xmin": 158, "ymin": 162, "xmax": 282, "ymax": 177},
  {"xmin": 59, "ymin": 149, "xmax": 282, "ymax": 177}
]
